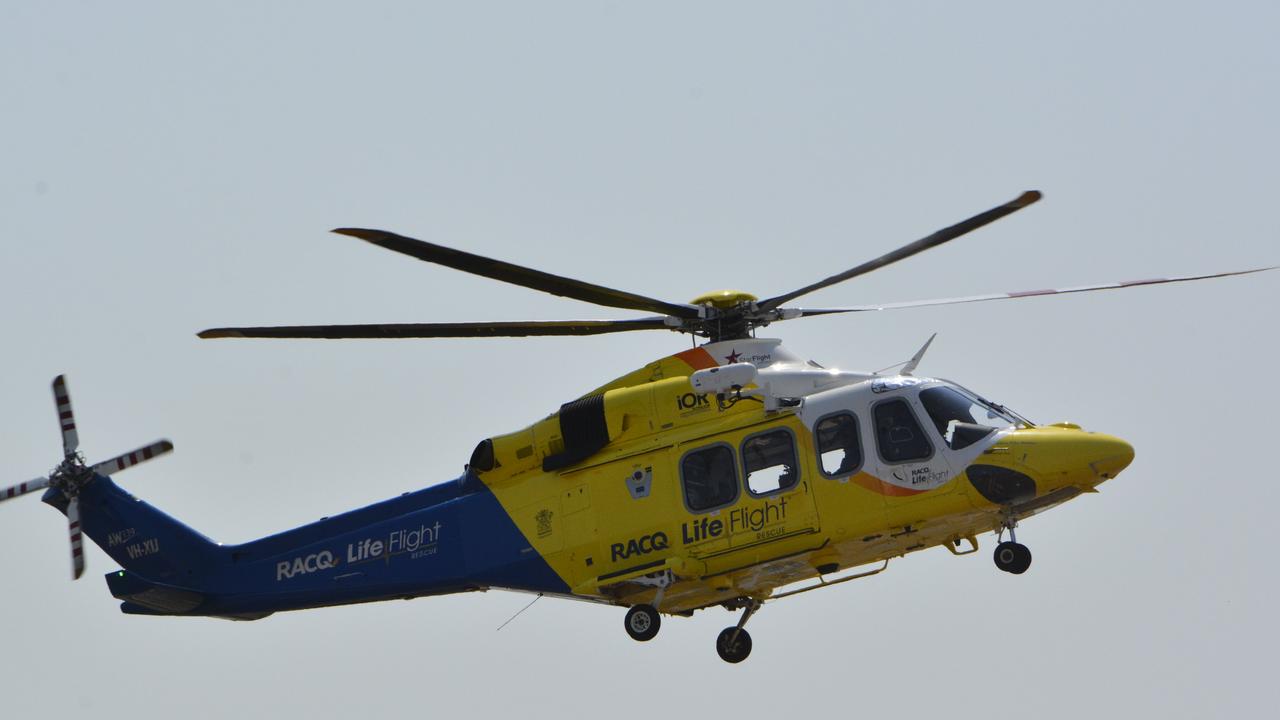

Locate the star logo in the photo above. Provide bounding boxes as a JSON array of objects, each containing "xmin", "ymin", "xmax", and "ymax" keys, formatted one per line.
[{"xmin": 724, "ymin": 349, "xmax": 742, "ymax": 364}]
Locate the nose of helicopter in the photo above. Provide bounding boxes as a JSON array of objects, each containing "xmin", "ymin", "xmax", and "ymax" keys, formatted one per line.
[
  {"xmin": 1005, "ymin": 425, "xmax": 1135, "ymax": 486},
  {"xmin": 1087, "ymin": 434, "xmax": 1135, "ymax": 480}
]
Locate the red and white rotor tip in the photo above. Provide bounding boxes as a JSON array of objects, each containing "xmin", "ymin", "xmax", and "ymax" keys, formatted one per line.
[
  {"xmin": 67, "ymin": 497, "xmax": 85, "ymax": 580},
  {"xmin": 0, "ymin": 477, "xmax": 51, "ymax": 504},
  {"xmin": 91, "ymin": 440, "xmax": 175, "ymax": 477},
  {"xmin": 52, "ymin": 375, "xmax": 79, "ymax": 458}
]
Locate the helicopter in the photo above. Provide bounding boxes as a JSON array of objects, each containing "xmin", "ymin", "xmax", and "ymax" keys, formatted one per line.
[{"xmin": 3, "ymin": 190, "xmax": 1272, "ymax": 663}]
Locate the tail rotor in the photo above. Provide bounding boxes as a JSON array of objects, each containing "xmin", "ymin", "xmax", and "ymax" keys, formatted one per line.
[{"xmin": 0, "ymin": 374, "xmax": 173, "ymax": 579}]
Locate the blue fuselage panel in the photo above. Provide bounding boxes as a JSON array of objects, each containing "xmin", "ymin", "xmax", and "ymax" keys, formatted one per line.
[{"xmin": 76, "ymin": 472, "xmax": 567, "ymax": 617}]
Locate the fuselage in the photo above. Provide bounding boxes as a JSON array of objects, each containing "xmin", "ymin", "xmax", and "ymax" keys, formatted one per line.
[
  {"xmin": 462, "ymin": 338, "xmax": 1134, "ymax": 613},
  {"xmin": 72, "ymin": 337, "xmax": 1133, "ymax": 619}
]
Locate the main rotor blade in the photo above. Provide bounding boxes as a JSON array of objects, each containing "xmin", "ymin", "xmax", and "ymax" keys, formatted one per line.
[
  {"xmin": 68, "ymin": 497, "xmax": 84, "ymax": 580},
  {"xmin": 1, "ymin": 477, "xmax": 50, "ymax": 503},
  {"xmin": 787, "ymin": 266, "xmax": 1278, "ymax": 317},
  {"xmin": 199, "ymin": 318, "xmax": 675, "ymax": 339},
  {"xmin": 91, "ymin": 440, "xmax": 174, "ymax": 477},
  {"xmin": 52, "ymin": 375, "xmax": 79, "ymax": 457},
  {"xmin": 332, "ymin": 228, "xmax": 702, "ymax": 320},
  {"xmin": 758, "ymin": 191, "xmax": 1042, "ymax": 312}
]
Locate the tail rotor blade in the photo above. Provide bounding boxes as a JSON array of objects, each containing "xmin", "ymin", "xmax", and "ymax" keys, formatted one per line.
[
  {"xmin": 68, "ymin": 497, "xmax": 85, "ymax": 580},
  {"xmin": 52, "ymin": 375, "xmax": 79, "ymax": 457},
  {"xmin": 1, "ymin": 477, "xmax": 50, "ymax": 503},
  {"xmin": 90, "ymin": 440, "xmax": 174, "ymax": 477}
]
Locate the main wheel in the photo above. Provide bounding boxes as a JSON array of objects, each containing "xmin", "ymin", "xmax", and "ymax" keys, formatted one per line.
[
  {"xmin": 993, "ymin": 541, "xmax": 1032, "ymax": 574},
  {"xmin": 624, "ymin": 604, "xmax": 660, "ymax": 642},
  {"xmin": 716, "ymin": 627, "xmax": 753, "ymax": 663}
]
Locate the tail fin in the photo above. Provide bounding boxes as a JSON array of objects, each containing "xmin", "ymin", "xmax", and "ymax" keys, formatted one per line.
[{"xmin": 45, "ymin": 474, "xmax": 223, "ymax": 588}]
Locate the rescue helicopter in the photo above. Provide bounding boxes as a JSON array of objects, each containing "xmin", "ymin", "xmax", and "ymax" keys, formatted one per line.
[{"xmin": 4, "ymin": 190, "xmax": 1273, "ymax": 663}]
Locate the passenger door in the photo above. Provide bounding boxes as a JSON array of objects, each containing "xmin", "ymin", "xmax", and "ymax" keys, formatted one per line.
[{"xmin": 677, "ymin": 420, "xmax": 822, "ymax": 577}]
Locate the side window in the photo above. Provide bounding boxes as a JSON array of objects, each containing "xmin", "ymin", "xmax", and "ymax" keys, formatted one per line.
[
  {"xmin": 681, "ymin": 445, "xmax": 738, "ymax": 512},
  {"xmin": 743, "ymin": 429, "xmax": 799, "ymax": 496},
  {"xmin": 873, "ymin": 399, "xmax": 932, "ymax": 463},
  {"xmin": 816, "ymin": 413, "xmax": 862, "ymax": 477}
]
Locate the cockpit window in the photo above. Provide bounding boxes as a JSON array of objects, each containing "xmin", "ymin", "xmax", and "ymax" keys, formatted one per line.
[
  {"xmin": 873, "ymin": 399, "xmax": 933, "ymax": 463},
  {"xmin": 815, "ymin": 413, "xmax": 862, "ymax": 478},
  {"xmin": 919, "ymin": 386, "xmax": 1016, "ymax": 450}
]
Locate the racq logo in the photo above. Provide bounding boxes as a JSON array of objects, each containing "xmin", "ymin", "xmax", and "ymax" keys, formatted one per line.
[
  {"xmin": 610, "ymin": 532, "xmax": 669, "ymax": 562},
  {"xmin": 277, "ymin": 551, "xmax": 338, "ymax": 581}
]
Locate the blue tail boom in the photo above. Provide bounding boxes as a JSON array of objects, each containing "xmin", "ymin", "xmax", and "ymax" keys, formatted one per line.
[{"xmin": 50, "ymin": 470, "xmax": 569, "ymax": 619}]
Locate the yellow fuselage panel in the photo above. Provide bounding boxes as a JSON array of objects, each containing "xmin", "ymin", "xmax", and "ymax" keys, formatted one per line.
[
  {"xmin": 474, "ymin": 354, "xmax": 1135, "ymax": 614},
  {"xmin": 482, "ymin": 358, "xmax": 753, "ymax": 486}
]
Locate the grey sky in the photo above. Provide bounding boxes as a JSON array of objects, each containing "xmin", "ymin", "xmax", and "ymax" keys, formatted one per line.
[{"xmin": 2, "ymin": 2, "xmax": 1277, "ymax": 718}]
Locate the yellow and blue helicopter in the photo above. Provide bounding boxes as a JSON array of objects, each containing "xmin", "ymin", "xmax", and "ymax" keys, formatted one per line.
[{"xmin": 3, "ymin": 191, "xmax": 1271, "ymax": 663}]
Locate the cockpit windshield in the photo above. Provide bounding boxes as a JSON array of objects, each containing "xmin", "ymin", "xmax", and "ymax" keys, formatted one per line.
[{"xmin": 919, "ymin": 384, "xmax": 1026, "ymax": 450}]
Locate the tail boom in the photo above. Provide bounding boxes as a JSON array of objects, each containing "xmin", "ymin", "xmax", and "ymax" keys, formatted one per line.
[{"xmin": 61, "ymin": 471, "xmax": 568, "ymax": 619}]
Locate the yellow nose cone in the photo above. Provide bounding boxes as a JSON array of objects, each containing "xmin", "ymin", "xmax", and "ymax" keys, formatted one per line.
[
  {"xmin": 1089, "ymin": 435, "xmax": 1135, "ymax": 479},
  {"xmin": 1005, "ymin": 427, "xmax": 1135, "ymax": 486}
]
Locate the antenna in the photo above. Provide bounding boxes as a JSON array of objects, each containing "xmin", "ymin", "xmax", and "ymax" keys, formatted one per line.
[
  {"xmin": 496, "ymin": 593, "xmax": 543, "ymax": 632},
  {"xmin": 901, "ymin": 333, "xmax": 937, "ymax": 376}
]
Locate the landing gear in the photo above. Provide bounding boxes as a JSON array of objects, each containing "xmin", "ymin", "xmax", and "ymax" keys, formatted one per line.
[
  {"xmin": 622, "ymin": 571, "xmax": 672, "ymax": 642},
  {"xmin": 715, "ymin": 598, "xmax": 761, "ymax": 664},
  {"xmin": 716, "ymin": 627, "xmax": 752, "ymax": 663},
  {"xmin": 994, "ymin": 514, "xmax": 1032, "ymax": 574},
  {"xmin": 993, "ymin": 541, "xmax": 1032, "ymax": 574},
  {"xmin": 624, "ymin": 604, "xmax": 660, "ymax": 642}
]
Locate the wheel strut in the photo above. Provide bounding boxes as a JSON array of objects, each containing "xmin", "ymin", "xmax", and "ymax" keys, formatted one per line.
[
  {"xmin": 728, "ymin": 599, "xmax": 760, "ymax": 641},
  {"xmin": 622, "ymin": 571, "xmax": 672, "ymax": 642},
  {"xmin": 994, "ymin": 512, "xmax": 1032, "ymax": 574},
  {"xmin": 997, "ymin": 512, "xmax": 1019, "ymax": 545},
  {"xmin": 716, "ymin": 598, "xmax": 761, "ymax": 664}
]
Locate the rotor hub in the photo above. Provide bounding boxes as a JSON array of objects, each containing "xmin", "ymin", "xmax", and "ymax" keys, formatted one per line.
[
  {"xmin": 689, "ymin": 290, "xmax": 758, "ymax": 311},
  {"xmin": 48, "ymin": 456, "xmax": 91, "ymax": 495}
]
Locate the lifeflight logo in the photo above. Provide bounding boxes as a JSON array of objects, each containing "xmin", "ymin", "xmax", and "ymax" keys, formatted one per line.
[
  {"xmin": 348, "ymin": 522, "xmax": 444, "ymax": 563},
  {"xmin": 681, "ymin": 497, "xmax": 789, "ymax": 544}
]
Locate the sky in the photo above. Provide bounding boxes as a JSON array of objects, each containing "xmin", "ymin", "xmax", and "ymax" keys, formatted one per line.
[{"xmin": 2, "ymin": 2, "xmax": 1278, "ymax": 718}]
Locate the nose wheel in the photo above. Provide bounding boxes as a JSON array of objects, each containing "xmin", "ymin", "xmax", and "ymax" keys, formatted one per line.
[
  {"xmin": 994, "ymin": 515, "xmax": 1032, "ymax": 574},
  {"xmin": 993, "ymin": 541, "xmax": 1032, "ymax": 574}
]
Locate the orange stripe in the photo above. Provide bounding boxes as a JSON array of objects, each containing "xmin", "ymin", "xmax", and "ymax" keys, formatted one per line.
[
  {"xmin": 850, "ymin": 473, "xmax": 928, "ymax": 497},
  {"xmin": 674, "ymin": 347, "xmax": 718, "ymax": 371}
]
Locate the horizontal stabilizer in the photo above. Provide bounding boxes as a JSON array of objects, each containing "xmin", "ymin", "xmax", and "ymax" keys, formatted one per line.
[
  {"xmin": 107, "ymin": 571, "xmax": 205, "ymax": 614},
  {"xmin": 119, "ymin": 601, "xmax": 273, "ymax": 622}
]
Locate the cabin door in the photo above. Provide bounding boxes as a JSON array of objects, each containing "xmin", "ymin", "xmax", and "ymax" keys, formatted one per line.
[{"xmin": 677, "ymin": 423, "xmax": 823, "ymax": 578}]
